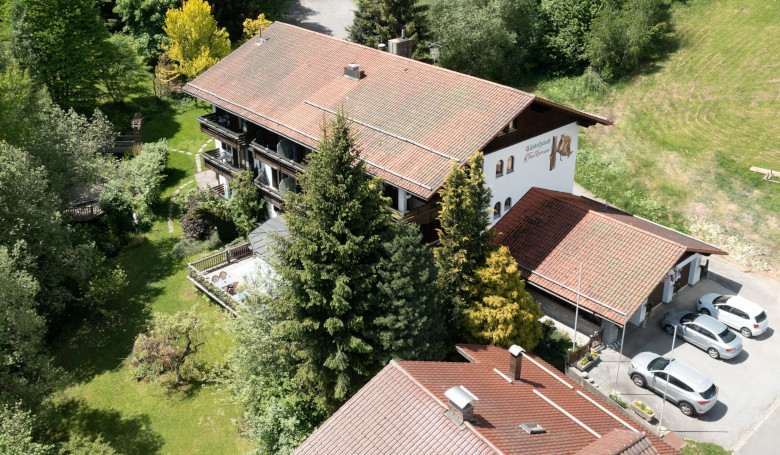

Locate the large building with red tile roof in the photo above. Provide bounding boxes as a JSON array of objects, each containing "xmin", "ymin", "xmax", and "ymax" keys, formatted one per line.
[
  {"xmin": 293, "ymin": 344, "xmax": 679, "ymax": 454},
  {"xmin": 493, "ymin": 188, "xmax": 725, "ymax": 339},
  {"xmin": 183, "ymin": 22, "xmax": 609, "ymax": 238}
]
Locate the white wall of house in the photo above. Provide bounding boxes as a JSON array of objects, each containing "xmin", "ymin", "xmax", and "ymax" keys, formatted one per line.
[{"xmin": 483, "ymin": 122, "xmax": 580, "ymax": 225}]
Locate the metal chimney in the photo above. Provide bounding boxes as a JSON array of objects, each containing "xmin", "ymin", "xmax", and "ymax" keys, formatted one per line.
[{"xmin": 509, "ymin": 345, "xmax": 525, "ymax": 380}]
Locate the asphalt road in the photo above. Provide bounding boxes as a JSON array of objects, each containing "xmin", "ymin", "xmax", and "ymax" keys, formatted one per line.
[{"xmin": 286, "ymin": 0, "xmax": 356, "ymax": 40}]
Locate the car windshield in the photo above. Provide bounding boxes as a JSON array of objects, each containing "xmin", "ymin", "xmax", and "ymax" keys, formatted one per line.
[
  {"xmin": 681, "ymin": 313, "xmax": 697, "ymax": 324},
  {"xmin": 648, "ymin": 357, "xmax": 671, "ymax": 371},
  {"xmin": 719, "ymin": 328, "xmax": 737, "ymax": 343},
  {"xmin": 714, "ymin": 295, "xmax": 734, "ymax": 304}
]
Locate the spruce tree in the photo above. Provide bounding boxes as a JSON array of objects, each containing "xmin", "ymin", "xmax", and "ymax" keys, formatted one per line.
[
  {"xmin": 271, "ymin": 110, "xmax": 393, "ymax": 409},
  {"xmin": 348, "ymin": 0, "xmax": 430, "ymax": 59},
  {"xmin": 370, "ymin": 220, "xmax": 446, "ymax": 363},
  {"xmin": 434, "ymin": 152, "xmax": 493, "ymax": 331}
]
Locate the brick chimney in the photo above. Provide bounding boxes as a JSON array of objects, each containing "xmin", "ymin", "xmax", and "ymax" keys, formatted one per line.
[
  {"xmin": 444, "ymin": 386, "xmax": 478, "ymax": 426},
  {"xmin": 509, "ymin": 345, "xmax": 525, "ymax": 380}
]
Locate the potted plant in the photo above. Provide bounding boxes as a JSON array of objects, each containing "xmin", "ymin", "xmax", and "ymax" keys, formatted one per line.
[
  {"xmin": 576, "ymin": 351, "xmax": 599, "ymax": 371},
  {"xmin": 630, "ymin": 400, "xmax": 655, "ymax": 422}
]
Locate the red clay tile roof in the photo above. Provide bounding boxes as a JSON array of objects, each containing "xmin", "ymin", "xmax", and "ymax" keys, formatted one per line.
[
  {"xmin": 574, "ymin": 429, "xmax": 659, "ymax": 455},
  {"xmin": 493, "ymin": 188, "xmax": 726, "ymax": 323},
  {"xmin": 184, "ymin": 22, "xmax": 608, "ymax": 199},
  {"xmin": 295, "ymin": 344, "xmax": 679, "ymax": 455},
  {"xmin": 455, "ymin": 345, "xmax": 679, "ymax": 455},
  {"xmin": 293, "ymin": 360, "xmax": 499, "ymax": 455}
]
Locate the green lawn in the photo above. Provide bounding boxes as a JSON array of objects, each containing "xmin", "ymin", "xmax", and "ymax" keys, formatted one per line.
[
  {"xmin": 48, "ymin": 100, "xmax": 254, "ymax": 454},
  {"xmin": 536, "ymin": 0, "xmax": 780, "ymax": 269}
]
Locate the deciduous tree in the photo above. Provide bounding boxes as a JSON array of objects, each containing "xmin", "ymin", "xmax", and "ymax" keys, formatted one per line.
[
  {"xmin": 161, "ymin": 0, "xmax": 231, "ymax": 82},
  {"xmin": 434, "ymin": 152, "xmax": 493, "ymax": 330},
  {"xmin": 114, "ymin": 0, "xmax": 179, "ymax": 63},
  {"xmin": 130, "ymin": 310, "xmax": 203, "ymax": 384},
  {"xmin": 229, "ymin": 169, "xmax": 265, "ymax": 237},
  {"xmin": 272, "ymin": 109, "xmax": 393, "ymax": 408},
  {"xmin": 11, "ymin": 0, "xmax": 112, "ymax": 109},
  {"xmin": 463, "ymin": 246, "xmax": 543, "ymax": 349},
  {"xmin": 240, "ymin": 13, "xmax": 272, "ymax": 43}
]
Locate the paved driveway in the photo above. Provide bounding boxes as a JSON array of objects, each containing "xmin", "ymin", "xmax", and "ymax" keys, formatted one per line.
[
  {"xmin": 584, "ymin": 257, "xmax": 780, "ymax": 450},
  {"xmin": 286, "ymin": 0, "xmax": 356, "ymax": 39}
]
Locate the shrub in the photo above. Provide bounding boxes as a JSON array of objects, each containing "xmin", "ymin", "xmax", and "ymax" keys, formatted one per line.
[
  {"xmin": 172, "ymin": 231, "xmax": 222, "ymax": 259},
  {"xmin": 99, "ymin": 182, "xmax": 135, "ymax": 237}
]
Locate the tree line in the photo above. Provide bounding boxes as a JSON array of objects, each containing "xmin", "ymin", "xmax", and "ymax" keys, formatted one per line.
[{"xmin": 350, "ymin": 0, "xmax": 673, "ymax": 86}]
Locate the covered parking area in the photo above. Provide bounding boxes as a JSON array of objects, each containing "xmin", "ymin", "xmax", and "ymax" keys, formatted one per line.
[{"xmin": 493, "ymin": 188, "xmax": 726, "ymax": 346}]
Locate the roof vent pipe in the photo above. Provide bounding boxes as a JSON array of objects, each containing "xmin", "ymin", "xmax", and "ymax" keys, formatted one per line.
[
  {"xmin": 378, "ymin": 43, "xmax": 387, "ymax": 51},
  {"xmin": 444, "ymin": 386, "xmax": 478, "ymax": 426},
  {"xmin": 509, "ymin": 345, "xmax": 525, "ymax": 380}
]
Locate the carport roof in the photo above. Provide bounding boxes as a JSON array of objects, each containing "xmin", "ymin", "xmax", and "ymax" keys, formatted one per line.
[{"xmin": 493, "ymin": 188, "xmax": 726, "ymax": 324}]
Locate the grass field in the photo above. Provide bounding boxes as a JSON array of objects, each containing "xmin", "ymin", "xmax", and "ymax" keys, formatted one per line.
[
  {"xmin": 48, "ymin": 99, "xmax": 254, "ymax": 454},
  {"xmin": 537, "ymin": 0, "xmax": 779, "ymax": 270}
]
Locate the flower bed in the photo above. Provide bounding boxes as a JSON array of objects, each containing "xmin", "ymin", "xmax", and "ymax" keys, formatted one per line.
[
  {"xmin": 576, "ymin": 351, "xmax": 599, "ymax": 371},
  {"xmin": 630, "ymin": 400, "xmax": 655, "ymax": 422}
]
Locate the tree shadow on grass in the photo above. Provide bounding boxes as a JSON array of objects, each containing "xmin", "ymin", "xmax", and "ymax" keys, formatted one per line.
[
  {"xmin": 42, "ymin": 398, "xmax": 164, "ymax": 455},
  {"xmin": 54, "ymin": 235, "xmax": 181, "ymax": 383}
]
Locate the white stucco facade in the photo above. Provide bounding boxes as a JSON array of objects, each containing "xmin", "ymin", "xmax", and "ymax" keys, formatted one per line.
[{"xmin": 483, "ymin": 122, "xmax": 580, "ymax": 225}]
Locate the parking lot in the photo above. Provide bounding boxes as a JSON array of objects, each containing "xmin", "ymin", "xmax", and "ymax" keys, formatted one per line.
[{"xmin": 583, "ymin": 258, "xmax": 780, "ymax": 450}]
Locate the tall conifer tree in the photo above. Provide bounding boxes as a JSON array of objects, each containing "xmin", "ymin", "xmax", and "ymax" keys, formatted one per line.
[
  {"xmin": 434, "ymin": 152, "xmax": 493, "ymax": 330},
  {"xmin": 272, "ymin": 110, "xmax": 392, "ymax": 409}
]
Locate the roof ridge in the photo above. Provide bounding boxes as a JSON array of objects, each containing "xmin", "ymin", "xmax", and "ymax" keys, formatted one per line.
[
  {"xmin": 271, "ymin": 22, "xmax": 537, "ymax": 100},
  {"xmin": 390, "ymin": 360, "xmax": 506, "ymax": 455}
]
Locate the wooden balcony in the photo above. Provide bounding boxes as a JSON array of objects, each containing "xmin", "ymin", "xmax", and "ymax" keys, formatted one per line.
[
  {"xmin": 198, "ymin": 113, "xmax": 250, "ymax": 149},
  {"xmin": 254, "ymin": 176, "xmax": 286, "ymax": 208},
  {"xmin": 249, "ymin": 140, "xmax": 306, "ymax": 175},
  {"xmin": 202, "ymin": 149, "xmax": 241, "ymax": 178}
]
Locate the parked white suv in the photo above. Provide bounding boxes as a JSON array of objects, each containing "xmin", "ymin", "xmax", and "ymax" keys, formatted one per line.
[{"xmin": 697, "ymin": 293, "xmax": 768, "ymax": 338}]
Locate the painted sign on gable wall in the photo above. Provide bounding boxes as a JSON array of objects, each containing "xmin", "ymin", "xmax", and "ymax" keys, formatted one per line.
[{"xmin": 484, "ymin": 122, "xmax": 580, "ymax": 224}]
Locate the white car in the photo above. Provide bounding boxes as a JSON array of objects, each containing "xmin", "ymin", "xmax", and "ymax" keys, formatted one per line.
[{"xmin": 697, "ymin": 293, "xmax": 768, "ymax": 338}]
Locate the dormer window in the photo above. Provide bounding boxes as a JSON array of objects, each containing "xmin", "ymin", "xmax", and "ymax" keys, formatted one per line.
[
  {"xmin": 496, "ymin": 160, "xmax": 504, "ymax": 177},
  {"xmin": 507, "ymin": 156, "xmax": 514, "ymax": 173},
  {"xmin": 500, "ymin": 118, "xmax": 517, "ymax": 135}
]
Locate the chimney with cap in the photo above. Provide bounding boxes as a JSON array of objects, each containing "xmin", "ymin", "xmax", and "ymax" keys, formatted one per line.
[
  {"xmin": 387, "ymin": 29, "xmax": 413, "ymax": 58},
  {"xmin": 509, "ymin": 345, "xmax": 525, "ymax": 380},
  {"xmin": 343, "ymin": 62, "xmax": 365, "ymax": 80},
  {"xmin": 444, "ymin": 385, "xmax": 478, "ymax": 426}
]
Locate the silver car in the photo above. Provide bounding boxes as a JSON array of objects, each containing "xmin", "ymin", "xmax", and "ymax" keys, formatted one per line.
[
  {"xmin": 628, "ymin": 352, "xmax": 718, "ymax": 416},
  {"xmin": 661, "ymin": 310, "xmax": 742, "ymax": 359},
  {"xmin": 697, "ymin": 293, "xmax": 768, "ymax": 338}
]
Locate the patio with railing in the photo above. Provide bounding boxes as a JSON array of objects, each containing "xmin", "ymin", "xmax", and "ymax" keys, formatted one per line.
[{"xmin": 187, "ymin": 242, "xmax": 254, "ymax": 314}]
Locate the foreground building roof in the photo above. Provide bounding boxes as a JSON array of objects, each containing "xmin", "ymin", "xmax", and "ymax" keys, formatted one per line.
[
  {"xmin": 293, "ymin": 344, "xmax": 679, "ymax": 455},
  {"xmin": 494, "ymin": 188, "xmax": 726, "ymax": 323},
  {"xmin": 184, "ymin": 22, "xmax": 608, "ymax": 199}
]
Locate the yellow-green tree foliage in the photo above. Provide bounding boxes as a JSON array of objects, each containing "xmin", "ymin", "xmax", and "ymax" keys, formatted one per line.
[
  {"xmin": 241, "ymin": 14, "xmax": 273, "ymax": 42},
  {"xmin": 463, "ymin": 246, "xmax": 543, "ymax": 349},
  {"xmin": 162, "ymin": 0, "xmax": 231, "ymax": 81}
]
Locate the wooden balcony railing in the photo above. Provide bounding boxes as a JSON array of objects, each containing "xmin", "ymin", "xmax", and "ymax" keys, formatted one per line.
[
  {"xmin": 64, "ymin": 203, "xmax": 104, "ymax": 222},
  {"xmin": 254, "ymin": 177, "xmax": 285, "ymax": 207},
  {"xmin": 202, "ymin": 149, "xmax": 241, "ymax": 177},
  {"xmin": 188, "ymin": 242, "xmax": 253, "ymax": 273},
  {"xmin": 198, "ymin": 113, "xmax": 250, "ymax": 148},
  {"xmin": 249, "ymin": 140, "xmax": 306, "ymax": 175}
]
